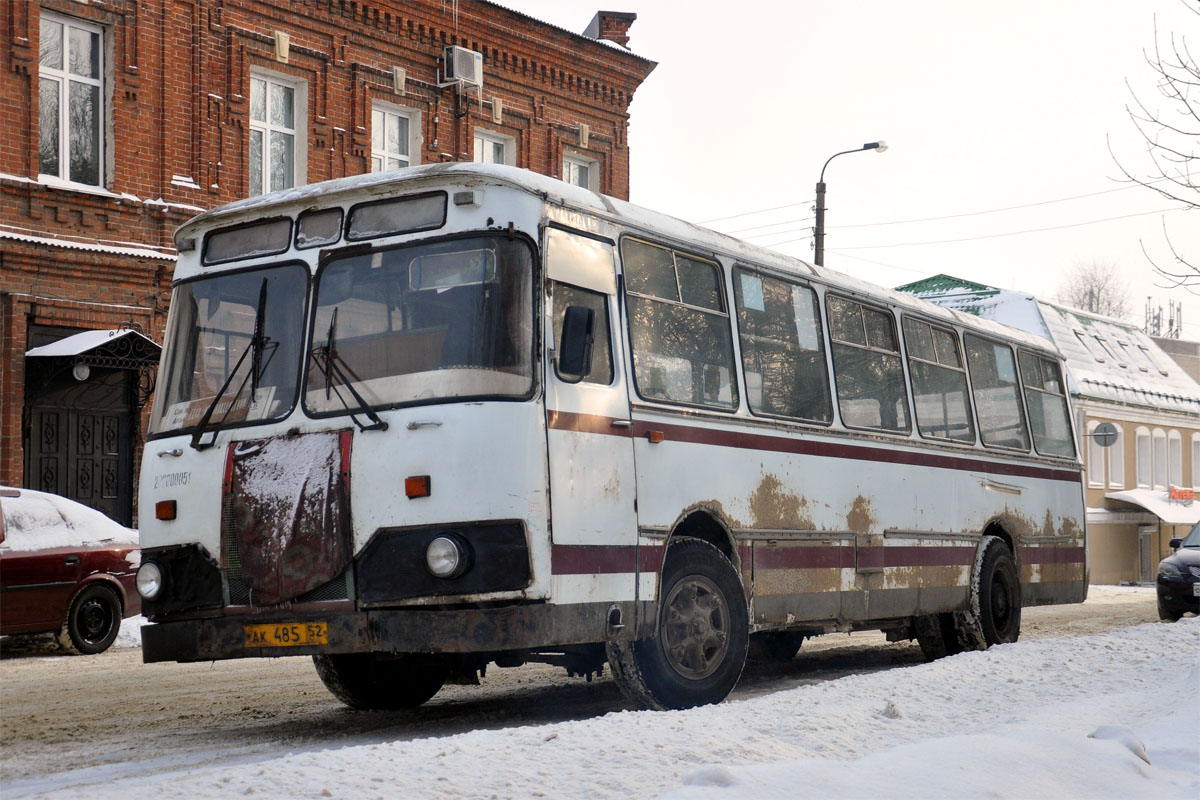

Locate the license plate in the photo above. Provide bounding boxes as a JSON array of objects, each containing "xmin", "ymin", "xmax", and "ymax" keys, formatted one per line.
[{"xmin": 244, "ymin": 622, "xmax": 328, "ymax": 648}]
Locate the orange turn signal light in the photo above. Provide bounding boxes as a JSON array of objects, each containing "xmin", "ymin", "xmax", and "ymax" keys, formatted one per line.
[
  {"xmin": 647, "ymin": 430, "xmax": 666, "ymax": 444},
  {"xmin": 155, "ymin": 500, "xmax": 177, "ymax": 520},
  {"xmin": 405, "ymin": 475, "xmax": 431, "ymax": 499}
]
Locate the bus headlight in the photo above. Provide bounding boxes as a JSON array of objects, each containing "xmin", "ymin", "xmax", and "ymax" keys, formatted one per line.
[
  {"xmin": 136, "ymin": 562, "xmax": 164, "ymax": 599},
  {"xmin": 425, "ymin": 535, "xmax": 471, "ymax": 579}
]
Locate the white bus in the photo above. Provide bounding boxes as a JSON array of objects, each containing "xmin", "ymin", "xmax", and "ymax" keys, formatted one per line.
[{"xmin": 137, "ymin": 164, "xmax": 1086, "ymax": 710}]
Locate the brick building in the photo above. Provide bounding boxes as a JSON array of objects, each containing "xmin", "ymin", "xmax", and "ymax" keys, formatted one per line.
[{"xmin": 0, "ymin": 0, "xmax": 654, "ymax": 524}]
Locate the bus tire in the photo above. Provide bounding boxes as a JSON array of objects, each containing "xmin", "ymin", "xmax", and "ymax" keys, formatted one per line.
[
  {"xmin": 748, "ymin": 631, "xmax": 805, "ymax": 662},
  {"xmin": 971, "ymin": 536, "xmax": 1022, "ymax": 647},
  {"xmin": 914, "ymin": 613, "xmax": 962, "ymax": 661},
  {"xmin": 606, "ymin": 538, "xmax": 748, "ymax": 710},
  {"xmin": 312, "ymin": 653, "xmax": 447, "ymax": 710}
]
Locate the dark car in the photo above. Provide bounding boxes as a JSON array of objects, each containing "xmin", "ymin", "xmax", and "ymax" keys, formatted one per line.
[
  {"xmin": 1156, "ymin": 522, "xmax": 1200, "ymax": 622},
  {"xmin": 0, "ymin": 487, "xmax": 141, "ymax": 653}
]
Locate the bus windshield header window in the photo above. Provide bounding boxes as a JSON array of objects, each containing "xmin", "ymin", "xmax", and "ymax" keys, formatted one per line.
[
  {"xmin": 149, "ymin": 264, "xmax": 309, "ymax": 435},
  {"xmin": 203, "ymin": 218, "xmax": 292, "ymax": 265},
  {"xmin": 296, "ymin": 208, "xmax": 343, "ymax": 249},
  {"xmin": 305, "ymin": 235, "xmax": 533, "ymax": 414},
  {"xmin": 345, "ymin": 192, "xmax": 446, "ymax": 241},
  {"xmin": 622, "ymin": 238, "xmax": 737, "ymax": 410}
]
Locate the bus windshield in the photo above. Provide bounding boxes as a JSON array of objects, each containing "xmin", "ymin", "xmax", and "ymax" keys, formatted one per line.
[
  {"xmin": 150, "ymin": 264, "xmax": 309, "ymax": 436},
  {"xmin": 305, "ymin": 235, "xmax": 534, "ymax": 415}
]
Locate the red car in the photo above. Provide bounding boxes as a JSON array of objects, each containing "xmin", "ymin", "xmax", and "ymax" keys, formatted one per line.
[{"xmin": 1, "ymin": 487, "xmax": 141, "ymax": 654}]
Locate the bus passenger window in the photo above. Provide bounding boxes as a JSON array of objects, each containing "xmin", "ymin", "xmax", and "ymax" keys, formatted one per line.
[
  {"xmin": 964, "ymin": 335, "xmax": 1030, "ymax": 451},
  {"xmin": 622, "ymin": 238, "xmax": 737, "ymax": 409},
  {"xmin": 903, "ymin": 318, "xmax": 975, "ymax": 443},
  {"xmin": 551, "ymin": 282, "xmax": 613, "ymax": 385},
  {"xmin": 1018, "ymin": 351, "xmax": 1075, "ymax": 458},
  {"xmin": 733, "ymin": 269, "xmax": 832, "ymax": 423},
  {"xmin": 826, "ymin": 296, "xmax": 910, "ymax": 433}
]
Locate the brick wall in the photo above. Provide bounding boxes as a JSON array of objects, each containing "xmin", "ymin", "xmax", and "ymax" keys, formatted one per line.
[{"xmin": 0, "ymin": 0, "xmax": 654, "ymax": 497}]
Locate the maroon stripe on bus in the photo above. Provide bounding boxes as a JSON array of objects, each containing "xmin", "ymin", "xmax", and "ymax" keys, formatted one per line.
[
  {"xmin": 1019, "ymin": 546, "xmax": 1086, "ymax": 565},
  {"xmin": 753, "ymin": 546, "xmax": 854, "ymax": 570},
  {"xmin": 551, "ymin": 544, "xmax": 665, "ymax": 574},
  {"xmin": 544, "ymin": 410, "xmax": 1081, "ymax": 484},
  {"xmin": 856, "ymin": 545, "xmax": 977, "ymax": 569}
]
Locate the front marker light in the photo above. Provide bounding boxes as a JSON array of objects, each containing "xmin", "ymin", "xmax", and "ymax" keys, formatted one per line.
[
  {"xmin": 425, "ymin": 535, "xmax": 470, "ymax": 579},
  {"xmin": 137, "ymin": 562, "xmax": 164, "ymax": 599}
]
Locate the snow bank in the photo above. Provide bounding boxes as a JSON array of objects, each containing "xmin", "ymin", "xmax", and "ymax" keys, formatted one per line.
[
  {"xmin": 15, "ymin": 618, "xmax": 1195, "ymax": 800},
  {"xmin": 0, "ymin": 487, "xmax": 137, "ymax": 552}
]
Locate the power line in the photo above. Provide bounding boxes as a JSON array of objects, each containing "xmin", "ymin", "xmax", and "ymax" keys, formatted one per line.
[{"xmin": 835, "ymin": 207, "xmax": 1185, "ymax": 250}]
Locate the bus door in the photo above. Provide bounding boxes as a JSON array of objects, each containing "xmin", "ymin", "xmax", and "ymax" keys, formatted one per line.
[{"xmin": 543, "ymin": 227, "xmax": 640, "ymax": 609}]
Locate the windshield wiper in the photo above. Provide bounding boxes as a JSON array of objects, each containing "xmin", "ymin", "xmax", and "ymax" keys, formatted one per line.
[
  {"xmin": 310, "ymin": 307, "xmax": 389, "ymax": 432},
  {"xmin": 189, "ymin": 279, "xmax": 275, "ymax": 450}
]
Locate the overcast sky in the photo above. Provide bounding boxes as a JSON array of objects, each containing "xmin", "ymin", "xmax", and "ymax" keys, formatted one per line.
[{"xmin": 501, "ymin": 0, "xmax": 1199, "ymax": 337}]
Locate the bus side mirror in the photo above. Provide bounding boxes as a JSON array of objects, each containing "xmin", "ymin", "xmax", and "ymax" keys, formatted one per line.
[{"xmin": 556, "ymin": 305, "xmax": 595, "ymax": 384}]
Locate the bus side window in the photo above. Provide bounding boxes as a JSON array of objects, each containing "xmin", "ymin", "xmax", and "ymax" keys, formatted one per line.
[
  {"xmin": 826, "ymin": 296, "xmax": 910, "ymax": 433},
  {"xmin": 964, "ymin": 334, "xmax": 1030, "ymax": 451},
  {"xmin": 1018, "ymin": 351, "xmax": 1075, "ymax": 458},
  {"xmin": 551, "ymin": 282, "xmax": 613, "ymax": 385},
  {"xmin": 622, "ymin": 238, "xmax": 738, "ymax": 409},
  {"xmin": 733, "ymin": 268, "xmax": 832, "ymax": 423},
  {"xmin": 902, "ymin": 317, "xmax": 975, "ymax": 443}
]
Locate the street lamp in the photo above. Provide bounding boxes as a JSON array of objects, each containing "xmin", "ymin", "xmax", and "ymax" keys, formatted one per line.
[{"xmin": 813, "ymin": 140, "xmax": 888, "ymax": 267}]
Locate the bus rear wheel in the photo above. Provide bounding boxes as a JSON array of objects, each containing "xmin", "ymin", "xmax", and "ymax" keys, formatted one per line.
[
  {"xmin": 313, "ymin": 653, "xmax": 448, "ymax": 710},
  {"xmin": 607, "ymin": 538, "xmax": 748, "ymax": 710},
  {"xmin": 973, "ymin": 536, "xmax": 1022, "ymax": 647}
]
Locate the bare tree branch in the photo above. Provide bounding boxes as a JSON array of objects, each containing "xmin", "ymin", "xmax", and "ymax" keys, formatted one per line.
[{"xmin": 1055, "ymin": 260, "xmax": 1134, "ymax": 319}]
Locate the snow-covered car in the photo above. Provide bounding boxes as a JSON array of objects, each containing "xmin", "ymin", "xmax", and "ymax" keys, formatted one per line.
[
  {"xmin": 0, "ymin": 487, "xmax": 141, "ymax": 653},
  {"xmin": 1156, "ymin": 522, "xmax": 1200, "ymax": 622}
]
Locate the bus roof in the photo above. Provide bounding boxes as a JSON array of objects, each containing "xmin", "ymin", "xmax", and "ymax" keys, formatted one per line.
[{"xmin": 175, "ymin": 163, "xmax": 1063, "ymax": 359}]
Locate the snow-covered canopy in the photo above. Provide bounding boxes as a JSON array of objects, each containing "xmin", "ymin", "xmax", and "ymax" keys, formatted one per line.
[{"xmin": 0, "ymin": 487, "xmax": 137, "ymax": 552}]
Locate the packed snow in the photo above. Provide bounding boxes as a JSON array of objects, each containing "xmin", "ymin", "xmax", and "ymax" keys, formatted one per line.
[
  {"xmin": 0, "ymin": 487, "xmax": 138, "ymax": 552},
  {"xmin": 15, "ymin": 587, "xmax": 1197, "ymax": 800}
]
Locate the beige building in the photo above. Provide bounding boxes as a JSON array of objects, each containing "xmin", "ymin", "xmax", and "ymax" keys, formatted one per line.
[{"xmin": 900, "ymin": 276, "xmax": 1200, "ymax": 584}]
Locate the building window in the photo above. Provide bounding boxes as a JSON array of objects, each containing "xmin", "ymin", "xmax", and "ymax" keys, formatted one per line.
[
  {"xmin": 249, "ymin": 72, "xmax": 305, "ymax": 197},
  {"xmin": 371, "ymin": 104, "xmax": 419, "ymax": 172},
  {"xmin": 563, "ymin": 153, "xmax": 599, "ymax": 191},
  {"xmin": 1135, "ymin": 427, "xmax": 1151, "ymax": 488},
  {"xmin": 1168, "ymin": 430, "xmax": 1182, "ymax": 488},
  {"xmin": 1086, "ymin": 421, "xmax": 1104, "ymax": 487},
  {"xmin": 1107, "ymin": 424, "xmax": 1124, "ymax": 489},
  {"xmin": 473, "ymin": 130, "xmax": 515, "ymax": 165},
  {"xmin": 39, "ymin": 12, "xmax": 104, "ymax": 187},
  {"xmin": 1152, "ymin": 428, "xmax": 1167, "ymax": 490},
  {"xmin": 1192, "ymin": 434, "xmax": 1200, "ymax": 489}
]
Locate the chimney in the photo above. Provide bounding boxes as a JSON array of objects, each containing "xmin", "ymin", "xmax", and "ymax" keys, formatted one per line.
[{"xmin": 583, "ymin": 11, "xmax": 637, "ymax": 48}]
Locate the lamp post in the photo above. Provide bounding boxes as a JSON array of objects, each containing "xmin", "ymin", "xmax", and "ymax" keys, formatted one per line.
[{"xmin": 813, "ymin": 140, "xmax": 888, "ymax": 267}]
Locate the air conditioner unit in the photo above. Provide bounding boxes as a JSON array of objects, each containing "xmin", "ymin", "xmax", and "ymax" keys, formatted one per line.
[{"xmin": 444, "ymin": 46, "xmax": 483, "ymax": 88}]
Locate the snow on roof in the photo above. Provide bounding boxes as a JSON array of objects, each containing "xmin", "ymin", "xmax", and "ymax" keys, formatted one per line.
[
  {"xmin": 902, "ymin": 275, "xmax": 1200, "ymax": 415},
  {"xmin": 176, "ymin": 164, "xmax": 1060, "ymax": 357},
  {"xmin": 0, "ymin": 487, "xmax": 137, "ymax": 552},
  {"xmin": 25, "ymin": 328, "xmax": 158, "ymax": 358},
  {"xmin": 0, "ymin": 229, "xmax": 177, "ymax": 261}
]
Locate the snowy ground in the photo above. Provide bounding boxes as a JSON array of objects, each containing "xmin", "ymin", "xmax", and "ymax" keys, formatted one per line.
[{"xmin": 4, "ymin": 586, "xmax": 1197, "ymax": 800}]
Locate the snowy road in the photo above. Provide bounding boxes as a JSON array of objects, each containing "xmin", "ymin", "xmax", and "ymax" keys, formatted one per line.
[{"xmin": 2, "ymin": 586, "xmax": 1196, "ymax": 799}]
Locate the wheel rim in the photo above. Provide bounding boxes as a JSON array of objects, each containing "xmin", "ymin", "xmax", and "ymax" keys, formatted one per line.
[
  {"xmin": 79, "ymin": 597, "xmax": 114, "ymax": 644},
  {"xmin": 990, "ymin": 570, "xmax": 1017, "ymax": 639},
  {"xmin": 660, "ymin": 574, "xmax": 730, "ymax": 680}
]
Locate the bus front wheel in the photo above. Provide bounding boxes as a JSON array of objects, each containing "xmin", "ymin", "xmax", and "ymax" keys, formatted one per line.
[
  {"xmin": 313, "ymin": 653, "xmax": 447, "ymax": 710},
  {"xmin": 607, "ymin": 538, "xmax": 749, "ymax": 710},
  {"xmin": 971, "ymin": 536, "xmax": 1022, "ymax": 647}
]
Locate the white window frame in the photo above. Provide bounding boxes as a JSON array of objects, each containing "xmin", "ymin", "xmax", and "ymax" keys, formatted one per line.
[
  {"xmin": 38, "ymin": 11, "xmax": 106, "ymax": 189},
  {"xmin": 1192, "ymin": 433, "xmax": 1200, "ymax": 490},
  {"xmin": 370, "ymin": 102, "xmax": 420, "ymax": 172},
  {"xmin": 473, "ymin": 129, "xmax": 515, "ymax": 166},
  {"xmin": 563, "ymin": 152, "xmax": 599, "ymax": 191},
  {"xmin": 249, "ymin": 69, "xmax": 307, "ymax": 197},
  {"xmin": 1151, "ymin": 428, "xmax": 1167, "ymax": 491},
  {"xmin": 1107, "ymin": 423, "xmax": 1124, "ymax": 489},
  {"xmin": 1086, "ymin": 421, "xmax": 1104, "ymax": 488},
  {"xmin": 1168, "ymin": 430, "xmax": 1182, "ymax": 488},
  {"xmin": 1135, "ymin": 426, "xmax": 1151, "ymax": 489}
]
